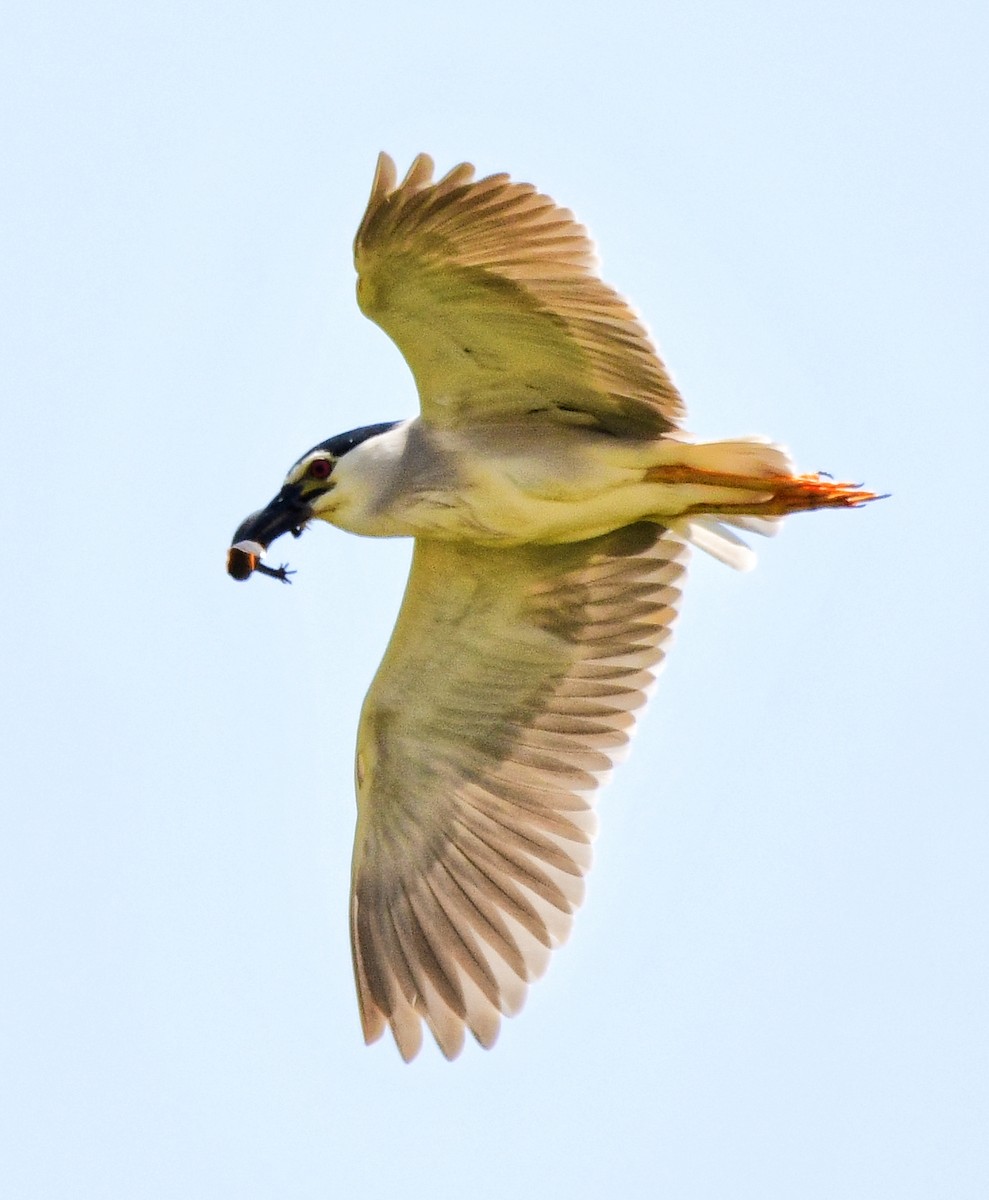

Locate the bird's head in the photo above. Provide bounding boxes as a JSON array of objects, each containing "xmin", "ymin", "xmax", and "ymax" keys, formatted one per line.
[{"xmin": 226, "ymin": 421, "xmax": 399, "ymax": 582}]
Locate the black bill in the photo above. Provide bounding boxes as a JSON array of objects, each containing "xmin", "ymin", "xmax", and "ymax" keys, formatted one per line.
[{"xmin": 226, "ymin": 484, "xmax": 313, "ymax": 583}]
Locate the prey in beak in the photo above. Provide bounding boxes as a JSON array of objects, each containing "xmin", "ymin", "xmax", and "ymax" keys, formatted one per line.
[{"xmin": 227, "ymin": 483, "xmax": 313, "ymax": 583}]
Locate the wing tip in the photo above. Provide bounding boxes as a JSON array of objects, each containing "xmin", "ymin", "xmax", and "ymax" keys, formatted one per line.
[
  {"xmin": 371, "ymin": 151, "xmax": 396, "ymax": 201},
  {"xmin": 368, "ymin": 151, "xmax": 442, "ymax": 203},
  {"xmin": 400, "ymin": 152, "xmax": 435, "ymax": 192}
]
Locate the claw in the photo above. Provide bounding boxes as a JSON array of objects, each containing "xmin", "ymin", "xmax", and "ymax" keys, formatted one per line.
[{"xmin": 256, "ymin": 561, "xmax": 295, "ymax": 584}]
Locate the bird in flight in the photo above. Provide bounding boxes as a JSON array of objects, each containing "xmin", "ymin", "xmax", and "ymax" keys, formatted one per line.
[{"xmin": 227, "ymin": 153, "xmax": 880, "ymax": 1061}]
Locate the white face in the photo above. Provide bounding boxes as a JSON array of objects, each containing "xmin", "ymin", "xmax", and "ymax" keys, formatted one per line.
[{"xmin": 279, "ymin": 421, "xmax": 412, "ymax": 534}]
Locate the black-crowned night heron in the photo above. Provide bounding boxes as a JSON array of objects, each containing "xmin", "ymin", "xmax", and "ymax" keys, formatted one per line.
[{"xmin": 227, "ymin": 153, "xmax": 880, "ymax": 1061}]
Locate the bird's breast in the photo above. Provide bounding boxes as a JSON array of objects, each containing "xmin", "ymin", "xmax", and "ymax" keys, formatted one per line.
[{"xmin": 323, "ymin": 421, "xmax": 662, "ymax": 546}]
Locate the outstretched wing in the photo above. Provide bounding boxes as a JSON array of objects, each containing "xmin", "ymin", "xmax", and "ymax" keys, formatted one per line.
[
  {"xmin": 349, "ymin": 524, "xmax": 688, "ymax": 1060},
  {"xmin": 353, "ymin": 153, "xmax": 685, "ymax": 438}
]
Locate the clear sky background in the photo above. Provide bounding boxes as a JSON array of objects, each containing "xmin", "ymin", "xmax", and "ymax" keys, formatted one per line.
[{"xmin": 2, "ymin": 1, "xmax": 986, "ymax": 1197}]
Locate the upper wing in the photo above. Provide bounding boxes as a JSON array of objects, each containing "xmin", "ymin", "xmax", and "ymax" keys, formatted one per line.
[
  {"xmin": 349, "ymin": 524, "xmax": 688, "ymax": 1060},
  {"xmin": 353, "ymin": 153, "xmax": 686, "ymax": 438}
]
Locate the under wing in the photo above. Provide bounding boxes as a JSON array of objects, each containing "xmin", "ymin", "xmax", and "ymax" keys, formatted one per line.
[
  {"xmin": 353, "ymin": 153, "xmax": 685, "ymax": 438},
  {"xmin": 349, "ymin": 524, "xmax": 688, "ymax": 1059}
]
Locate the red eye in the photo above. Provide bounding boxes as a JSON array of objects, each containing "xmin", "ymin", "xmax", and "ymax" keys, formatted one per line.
[{"xmin": 307, "ymin": 458, "xmax": 332, "ymax": 480}]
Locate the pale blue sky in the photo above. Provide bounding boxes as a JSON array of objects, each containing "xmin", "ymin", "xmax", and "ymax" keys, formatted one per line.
[{"xmin": 2, "ymin": 1, "xmax": 986, "ymax": 1197}]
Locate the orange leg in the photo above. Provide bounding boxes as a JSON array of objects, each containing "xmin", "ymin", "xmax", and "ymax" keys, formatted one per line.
[{"xmin": 643, "ymin": 464, "xmax": 886, "ymax": 516}]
